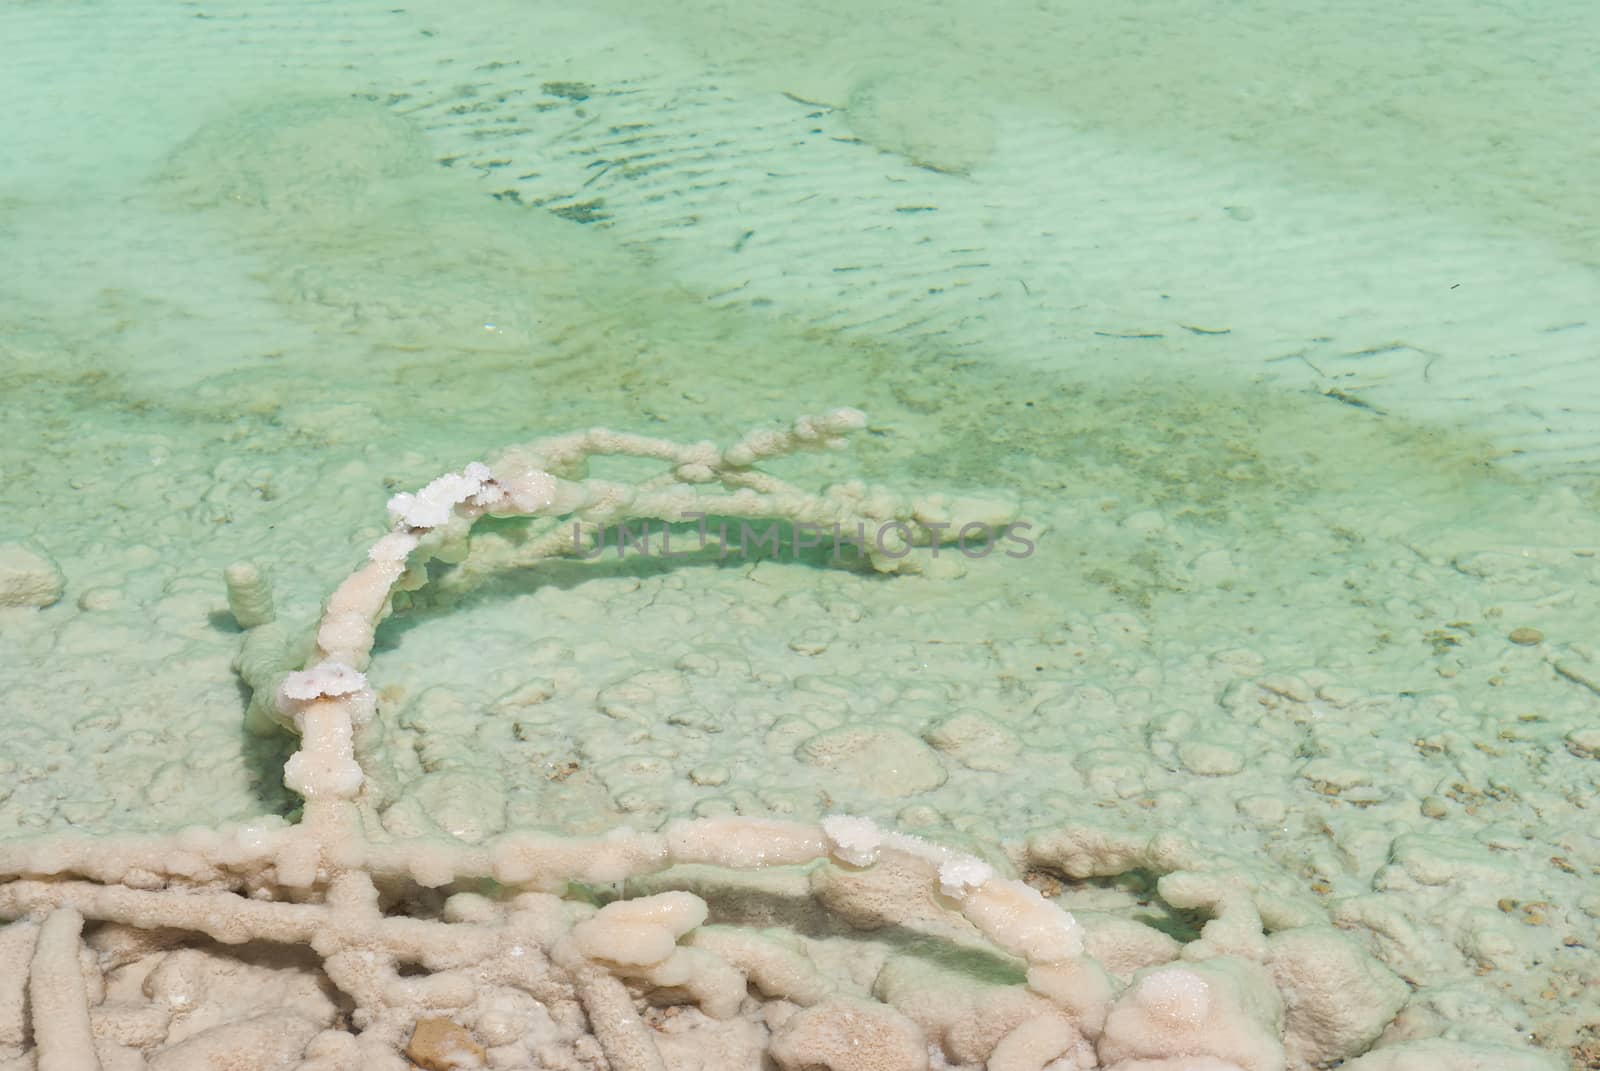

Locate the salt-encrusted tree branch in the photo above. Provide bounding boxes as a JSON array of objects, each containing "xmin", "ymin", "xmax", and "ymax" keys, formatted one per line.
[
  {"xmin": 246, "ymin": 408, "xmax": 1014, "ymax": 749},
  {"xmin": 415, "ymin": 406, "xmax": 1016, "ymax": 579},
  {"xmin": 0, "ymin": 411, "xmax": 1121, "ymax": 1071}
]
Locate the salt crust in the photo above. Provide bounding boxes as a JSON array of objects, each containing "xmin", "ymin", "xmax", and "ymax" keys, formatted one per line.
[{"xmin": 0, "ymin": 413, "xmax": 1561, "ymax": 1070}]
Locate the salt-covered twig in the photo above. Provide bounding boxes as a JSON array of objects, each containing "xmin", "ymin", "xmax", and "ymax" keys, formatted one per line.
[
  {"xmin": 0, "ymin": 412, "xmax": 1092, "ymax": 1071},
  {"xmin": 29, "ymin": 908, "xmax": 100, "ymax": 1071}
]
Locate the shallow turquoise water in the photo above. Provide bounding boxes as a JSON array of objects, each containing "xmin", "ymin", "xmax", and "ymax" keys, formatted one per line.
[{"xmin": 2, "ymin": 1, "xmax": 1598, "ymax": 1065}]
